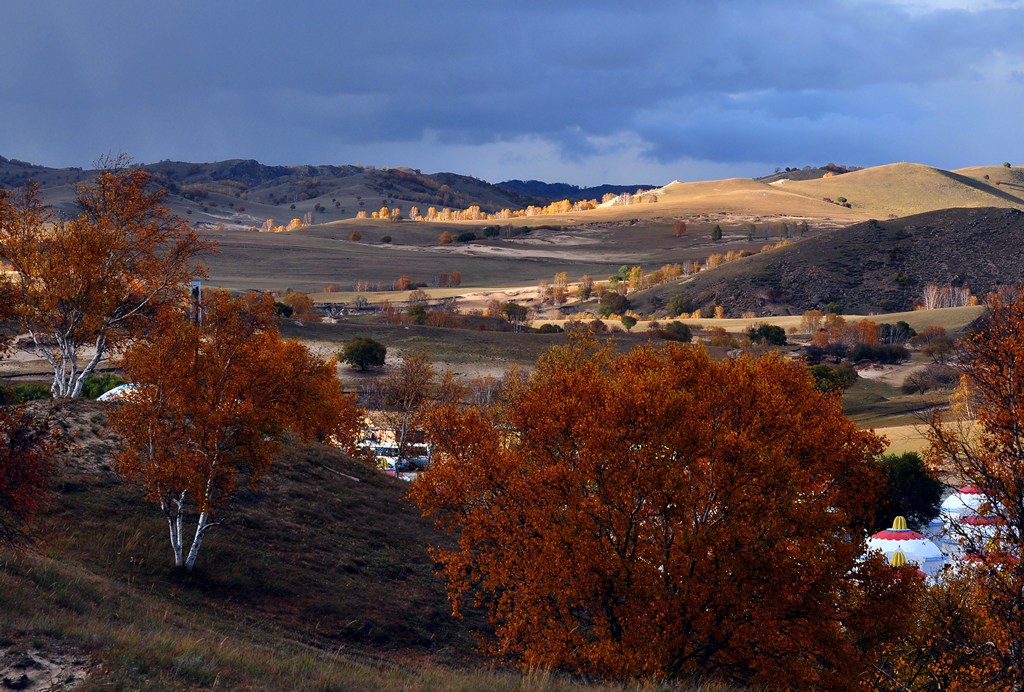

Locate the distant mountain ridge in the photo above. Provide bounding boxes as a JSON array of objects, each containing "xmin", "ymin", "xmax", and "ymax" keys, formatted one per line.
[{"xmin": 496, "ymin": 179, "xmax": 656, "ymax": 202}]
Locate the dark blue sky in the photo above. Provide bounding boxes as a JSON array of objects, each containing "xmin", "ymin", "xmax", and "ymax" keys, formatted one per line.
[{"xmin": 2, "ymin": 0, "xmax": 1022, "ymax": 185}]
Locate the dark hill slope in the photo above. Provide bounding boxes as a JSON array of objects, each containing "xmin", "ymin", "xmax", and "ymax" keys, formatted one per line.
[
  {"xmin": 633, "ymin": 207, "xmax": 1024, "ymax": 317},
  {"xmin": 1, "ymin": 400, "xmax": 490, "ymax": 687}
]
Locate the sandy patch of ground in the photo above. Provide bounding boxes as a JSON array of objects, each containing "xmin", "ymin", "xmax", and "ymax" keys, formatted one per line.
[
  {"xmin": 0, "ymin": 646, "xmax": 93, "ymax": 691},
  {"xmin": 856, "ymin": 362, "xmax": 928, "ymax": 388}
]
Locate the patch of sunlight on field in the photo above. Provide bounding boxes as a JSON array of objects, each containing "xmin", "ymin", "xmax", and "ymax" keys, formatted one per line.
[{"xmin": 872, "ymin": 423, "xmax": 930, "ymax": 455}]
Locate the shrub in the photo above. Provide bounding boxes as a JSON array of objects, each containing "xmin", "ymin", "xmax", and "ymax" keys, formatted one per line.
[
  {"xmin": 348, "ymin": 230, "xmax": 362, "ymax": 241},
  {"xmin": 483, "ymin": 226, "xmax": 500, "ymax": 238},
  {"xmin": 407, "ymin": 304, "xmax": 427, "ymax": 325},
  {"xmin": 849, "ymin": 343, "xmax": 909, "ymax": 364},
  {"xmin": 597, "ymin": 293, "xmax": 629, "ymax": 317},
  {"xmin": 274, "ymin": 302, "xmax": 293, "ymax": 317},
  {"xmin": 747, "ymin": 324, "xmax": 787, "ymax": 346},
  {"xmin": 620, "ymin": 315, "xmax": 637, "ymax": 331},
  {"xmin": 809, "ymin": 363, "xmax": 858, "ymax": 393},
  {"xmin": 667, "ymin": 295, "xmax": 693, "ymax": 318},
  {"xmin": 536, "ymin": 323, "xmax": 564, "ymax": 334},
  {"xmin": 456, "ymin": 232, "xmax": 477, "ymax": 243},
  {"xmin": 658, "ymin": 321, "xmax": 692, "ymax": 343},
  {"xmin": 81, "ymin": 373, "xmax": 125, "ymax": 399},
  {"xmin": 341, "ymin": 337, "xmax": 387, "ymax": 371},
  {"xmin": 381, "ymin": 235, "xmax": 392, "ymax": 243},
  {"xmin": 0, "ymin": 382, "xmax": 52, "ymax": 405}
]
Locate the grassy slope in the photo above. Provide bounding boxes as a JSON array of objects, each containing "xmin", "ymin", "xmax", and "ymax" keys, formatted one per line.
[
  {"xmin": 1, "ymin": 399, "xmax": 564, "ymax": 689},
  {"xmin": 782, "ymin": 163, "xmax": 1024, "ymax": 218}
]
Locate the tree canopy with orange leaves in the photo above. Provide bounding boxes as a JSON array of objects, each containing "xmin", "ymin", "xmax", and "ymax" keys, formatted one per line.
[
  {"xmin": 411, "ymin": 338, "xmax": 916, "ymax": 686},
  {"xmin": 0, "ymin": 155, "xmax": 213, "ymax": 398},
  {"xmin": 920, "ymin": 290, "xmax": 1024, "ymax": 688},
  {"xmin": 110, "ymin": 290, "xmax": 361, "ymax": 572},
  {"xmin": 0, "ymin": 405, "xmax": 61, "ymax": 548}
]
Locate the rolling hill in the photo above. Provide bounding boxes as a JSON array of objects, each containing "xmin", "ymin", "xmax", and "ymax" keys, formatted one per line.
[{"xmin": 631, "ymin": 206, "xmax": 1024, "ymax": 316}]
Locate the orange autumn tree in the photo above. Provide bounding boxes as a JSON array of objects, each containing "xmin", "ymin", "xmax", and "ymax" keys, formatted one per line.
[
  {"xmin": 919, "ymin": 290, "xmax": 1024, "ymax": 688},
  {"xmin": 0, "ymin": 406, "xmax": 61, "ymax": 548},
  {"xmin": 0, "ymin": 155, "xmax": 212, "ymax": 398},
  {"xmin": 411, "ymin": 338, "xmax": 917, "ymax": 686},
  {"xmin": 110, "ymin": 291, "xmax": 361, "ymax": 572}
]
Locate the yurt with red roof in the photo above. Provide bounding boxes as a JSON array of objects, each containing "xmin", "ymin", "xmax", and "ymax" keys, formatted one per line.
[{"xmin": 867, "ymin": 516, "xmax": 946, "ymax": 577}]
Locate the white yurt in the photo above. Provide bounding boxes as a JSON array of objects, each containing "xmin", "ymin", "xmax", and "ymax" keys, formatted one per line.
[
  {"xmin": 867, "ymin": 516, "xmax": 946, "ymax": 577},
  {"xmin": 940, "ymin": 486, "xmax": 988, "ymax": 519}
]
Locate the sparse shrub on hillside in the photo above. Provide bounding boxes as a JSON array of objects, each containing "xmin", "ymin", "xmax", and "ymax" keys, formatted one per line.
[
  {"xmin": 381, "ymin": 235, "xmax": 392, "ymax": 243},
  {"xmin": 672, "ymin": 220, "xmax": 687, "ymax": 237},
  {"xmin": 341, "ymin": 337, "xmax": 387, "ymax": 371},
  {"xmin": 598, "ymin": 292, "xmax": 629, "ymax": 317},
  {"xmin": 711, "ymin": 224, "xmax": 722, "ymax": 241},
  {"xmin": 1004, "ymin": 162, "xmax": 1012, "ymax": 168},
  {"xmin": 620, "ymin": 315, "xmax": 637, "ymax": 331},
  {"xmin": 536, "ymin": 323, "xmax": 563, "ymax": 334},
  {"xmin": 456, "ymin": 232, "xmax": 476, "ymax": 243},
  {"xmin": 667, "ymin": 295, "xmax": 693, "ymax": 318},
  {"xmin": 348, "ymin": 230, "xmax": 362, "ymax": 241}
]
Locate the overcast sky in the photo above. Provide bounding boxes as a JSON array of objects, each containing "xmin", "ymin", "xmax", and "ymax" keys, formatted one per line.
[{"xmin": 1, "ymin": 0, "xmax": 1022, "ymax": 186}]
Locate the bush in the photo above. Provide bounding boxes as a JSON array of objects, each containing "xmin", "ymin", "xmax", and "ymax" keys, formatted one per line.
[
  {"xmin": 597, "ymin": 293, "xmax": 629, "ymax": 317},
  {"xmin": 456, "ymin": 232, "xmax": 477, "ymax": 243},
  {"xmin": 536, "ymin": 323, "xmax": 564, "ymax": 334},
  {"xmin": 0, "ymin": 382, "xmax": 51, "ymax": 405},
  {"xmin": 381, "ymin": 235, "xmax": 392, "ymax": 243},
  {"xmin": 81, "ymin": 373, "xmax": 125, "ymax": 399},
  {"xmin": 407, "ymin": 304, "xmax": 427, "ymax": 325},
  {"xmin": 809, "ymin": 363, "xmax": 858, "ymax": 393},
  {"xmin": 483, "ymin": 226, "xmax": 500, "ymax": 238},
  {"xmin": 746, "ymin": 324, "xmax": 787, "ymax": 346},
  {"xmin": 667, "ymin": 295, "xmax": 693, "ymax": 318},
  {"xmin": 620, "ymin": 315, "xmax": 637, "ymax": 331},
  {"xmin": 341, "ymin": 337, "xmax": 387, "ymax": 371},
  {"xmin": 658, "ymin": 321, "xmax": 692, "ymax": 343},
  {"xmin": 849, "ymin": 343, "xmax": 909, "ymax": 364}
]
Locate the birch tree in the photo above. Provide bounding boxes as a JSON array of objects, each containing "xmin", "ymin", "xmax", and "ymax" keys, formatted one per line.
[
  {"xmin": 110, "ymin": 291, "xmax": 361, "ymax": 572},
  {"xmin": 0, "ymin": 156, "xmax": 212, "ymax": 398}
]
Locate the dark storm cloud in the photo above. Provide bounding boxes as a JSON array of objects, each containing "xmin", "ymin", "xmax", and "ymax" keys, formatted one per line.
[{"xmin": 0, "ymin": 0, "xmax": 1022, "ymax": 183}]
